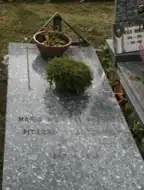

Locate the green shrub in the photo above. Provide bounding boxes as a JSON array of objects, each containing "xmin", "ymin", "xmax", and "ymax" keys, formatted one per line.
[{"xmin": 46, "ymin": 56, "xmax": 93, "ymax": 95}]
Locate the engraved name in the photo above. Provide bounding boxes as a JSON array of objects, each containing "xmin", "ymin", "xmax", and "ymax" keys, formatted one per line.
[
  {"xmin": 18, "ymin": 116, "xmax": 42, "ymax": 123},
  {"xmin": 23, "ymin": 128, "xmax": 56, "ymax": 135}
]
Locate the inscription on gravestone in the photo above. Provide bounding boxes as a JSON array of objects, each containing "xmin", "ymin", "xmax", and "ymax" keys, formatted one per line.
[
  {"xmin": 106, "ymin": 0, "xmax": 144, "ymax": 63},
  {"xmin": 113, "ymin": 20, "xmax": 144, "ymax": 53},
  {"xmin": 113, "ymin": 0, "xmax": 144, "ymax": 54},
  {"xmin": 23, "ymin": 129, "xmax": 56, "ymax": 135},
  {"xmin": 18, "ymin": 116, "xmax": 57, "ymax": 136},
  {"xmin": 18, "ymin": 116, "xmax": 42, "ymax": 122}
]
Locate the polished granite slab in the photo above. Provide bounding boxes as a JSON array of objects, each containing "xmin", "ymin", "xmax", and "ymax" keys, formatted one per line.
[
  {"xmin": 118, "ymin": 61, "xmax": 144, "ymax": 126},
  {"xmin": 2, "ymin": 43, "xmax": 144, "ymax": 190}
]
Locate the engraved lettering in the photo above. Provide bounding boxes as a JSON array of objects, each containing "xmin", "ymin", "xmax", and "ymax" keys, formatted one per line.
[
  {"xmin": 23, "ymin": 129, "xmax": 30, "ymax": 135},
  {"xmin": 30, "ymin": 116, "xmax": 35, "ymax": 122},
  {"xmin": 30, "ymin": 129, "xmax": 35, "ymax": 135},
  {"xmin": 18, "ymin": 116, "xmax": 42, "ymax": 123},
  {"xmin": 25, "ymin": 117, "xmax": 29, "ymax": 122},
  {"xmin": 19, "ymin": 117, "xmax": 24, "ymax": 121},
  {"xmin": 23, "ymin": 128, "xmax": 57, "ymax": 135},
  {"xmin": 37, "ymin": 117, "xmax": 42, "ymax": 122}
]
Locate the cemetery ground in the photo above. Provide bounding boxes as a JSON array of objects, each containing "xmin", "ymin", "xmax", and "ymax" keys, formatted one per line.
[{"xmin": 0, "ymin": 1, "xmax": 144, "ymax": 186}]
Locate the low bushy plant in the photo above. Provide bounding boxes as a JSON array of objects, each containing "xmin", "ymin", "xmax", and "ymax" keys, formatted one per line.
[{"xmin": 46, "ymin": 56, "xmax": 93, "ymax": 95}]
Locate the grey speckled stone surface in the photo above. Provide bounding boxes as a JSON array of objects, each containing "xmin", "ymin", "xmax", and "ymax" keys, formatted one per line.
[
  {"xmin": 118, "ymin": 61, "xmax": 144, "ymax": 126},
  {"xmin": 2, "ymin": 43, "xmax": 144, "ymax": 190},
  {"xmin": 115, "ymin": 0, "xmax": 144, "ymax": 22}
]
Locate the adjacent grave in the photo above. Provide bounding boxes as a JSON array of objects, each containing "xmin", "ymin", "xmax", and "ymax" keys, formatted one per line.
[
  {"xmin": 107, "ymin": 0, "xmax": 144, "ymax": 127},
  {"xmin": 115, "ymin": 0, "xmax": 144, "ymax": 22},
  {"xmin": 2, "ymin": 42, "xmax": 144, "ymax": 190},
  {"xmin": 117, "ymin": 61, "xmax": 144, "ymax": 124},
  {"xmin": 108, "ymin": 0, "xmax": 144, "ymax": 63}
]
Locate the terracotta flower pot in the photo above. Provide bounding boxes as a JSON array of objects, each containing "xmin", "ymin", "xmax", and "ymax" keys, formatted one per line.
[
  {"xmin": 33, "ymin": 31, "xmax": 72, "ymax": 58},
  {"xmin": 111, "ymin": 80, "xmax": 124, "ymax": 105}
]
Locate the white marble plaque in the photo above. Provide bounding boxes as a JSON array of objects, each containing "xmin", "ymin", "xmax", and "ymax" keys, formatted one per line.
[{"xmin": 113, "ymin": 21, "xmax": 144, "ymax": 54}]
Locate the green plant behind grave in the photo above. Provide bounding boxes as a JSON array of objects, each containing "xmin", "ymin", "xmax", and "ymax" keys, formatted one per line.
[{"xmin": 46, "ymin": 56, "xmax": 93, "ymax": 95}]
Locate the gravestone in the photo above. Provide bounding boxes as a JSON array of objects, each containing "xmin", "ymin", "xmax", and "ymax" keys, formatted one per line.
[
  {"xmin": 2, "ymin": 43, "xmax": 144, "ymax": 190},
  {"xmin": 107, "ymin": 0, "xmax": 144, "ymax": 63},
  {"xmin": 107, "ymin": 1, "xmax": 144, "ymax": 130},
  {"xmin": 115, "ymin": 0, "xmax": 144, "ymax": 22},
  {"xmin": 113, "ymin": 20, "xmax": 144, "ymax": 54}
]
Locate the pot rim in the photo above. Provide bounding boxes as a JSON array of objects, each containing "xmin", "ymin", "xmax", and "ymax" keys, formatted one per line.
[{"xmin": 33, "ymin": 31, "xmax": 72, "ymax": 48}]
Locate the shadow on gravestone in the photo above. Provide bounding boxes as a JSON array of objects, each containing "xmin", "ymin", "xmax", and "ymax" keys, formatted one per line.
[
  {"xmin": 43, "ymin": 88, "xmax": 90, "ymax": 119},
  {"xmin": 32, "ymin": 54, "xmax": 90, "ymax": 118},
  {"xmin": 32, "ymin": 55, "xmax": 52, "ymax": 79},
  {"xmin": 43, "ymin": 87, "xmax": 122, "ymax": 125}
]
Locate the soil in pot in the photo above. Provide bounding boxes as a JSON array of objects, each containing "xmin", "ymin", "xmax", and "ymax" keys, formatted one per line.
[
  {"xmin": 34, "ymin": 31, "xmax": 72, "ymax": 59},
  {"xmin": 44, "ymin": 32, "xmax": 68, "ymax": 46}
]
